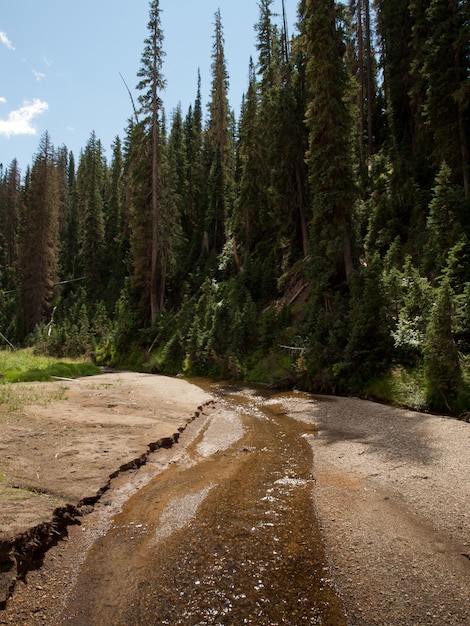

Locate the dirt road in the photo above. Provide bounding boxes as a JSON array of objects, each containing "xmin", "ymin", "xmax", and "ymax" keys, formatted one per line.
[{"xmin": 1, "ymin": 375, "xmax": 470, "ymax": 624}]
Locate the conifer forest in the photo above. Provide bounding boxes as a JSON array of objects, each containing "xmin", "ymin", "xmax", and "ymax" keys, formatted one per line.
[{"xmin": 1, "ymin": 0, "xmax": 469, "ymax": 416}]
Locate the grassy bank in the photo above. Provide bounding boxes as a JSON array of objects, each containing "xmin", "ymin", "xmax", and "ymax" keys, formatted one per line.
[{"xmin": 0, "ymin": 349, "xmax": 100, "ymax": 383}]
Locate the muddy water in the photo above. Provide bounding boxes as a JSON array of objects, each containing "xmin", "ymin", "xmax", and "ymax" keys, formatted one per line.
[{"xmin": 58, "ymin": 382, "xmax": 347, "ymax": 625}]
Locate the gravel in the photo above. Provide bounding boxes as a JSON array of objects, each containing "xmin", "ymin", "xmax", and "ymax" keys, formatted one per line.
[{"xmin": 300, "ymin": 395, "xmax": 470, "ymax": 625}]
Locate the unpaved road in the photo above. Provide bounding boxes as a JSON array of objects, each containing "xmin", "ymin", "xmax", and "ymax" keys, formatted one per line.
[{"xmin": 1, "ymin": 375, "xmax": 470, "ymax": 625}]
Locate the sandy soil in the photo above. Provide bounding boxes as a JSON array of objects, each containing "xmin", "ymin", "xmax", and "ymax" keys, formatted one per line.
[
  {"xmin": 0, "ymin": 372, "xmax": 212, "ymax": 606},
  {"xmin": 305, "ymin": 395, "xmax": 470, "ymax": 625},
  {"xmin": 1, "ymin": 374, "xmax": 469, "ymax": 625}
]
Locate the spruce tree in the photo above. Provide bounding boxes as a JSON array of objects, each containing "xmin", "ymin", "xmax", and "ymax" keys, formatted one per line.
[
  {"xmin": 234, "ymin": 58, "xmax": 261, "ymax": 263},
  {"xmin": 302, "ymin": 0, "xmax": 355, "ymax": 282},
  {"xmin": 76, "ymin": 131, "xmax": 106, "ymax": 302},
  {"xmin": 300, "ymin": 0, "xmax": 356, "ymax": 390},
  {"xmin": 183, "ymin": 73, "xmax": 205, "ymax": 266},
  {"xmin": 136, "ymin": 0, "xmax": 166, "ymax": 322},
  {"xmin": 417, "ymin": 0, "xmax": 470, "ymax": 195},
  {"xmin": 423, "ymin": 162, "xmax": 464, "ymax": 281},
  {"xmin": 204, "ymin": 9, "xmax": 233, "ymax": 255},
  {"xmin": 103, "ymin": 136, "xmax": 127, "ymax": 311},
  {"xmin": 0, "ymin": 160, "xmax": 21, "ymax": 339},
  {"xmin": 0, "ymin": 159, "xmax": 20, "ymax": 270},
  {"xmin": 18, "ymin": 132, "xmax": 60, "ymax": 337},
  {"xmin": 424, "ymin": 279, "xmax": 462, "ymax": 413},
  {"xmin": 60, "ymin": 151, "xmax": 80, "ymax": 284}
]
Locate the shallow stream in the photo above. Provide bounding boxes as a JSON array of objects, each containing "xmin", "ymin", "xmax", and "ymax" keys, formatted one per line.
[{"xmin": 57, "ymin": 381, "xmax": 347, "ymax": 625}]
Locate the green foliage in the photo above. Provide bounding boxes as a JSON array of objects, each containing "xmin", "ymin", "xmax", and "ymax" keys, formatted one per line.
[
  {"xmin": 1, "ymin": 0, "xmax": 469, "ymax": 417},
  {"xmin": 364, "ymin": 367, "xmax": 427, "ymax": 411},
  {"xmin": 422, "ymin": 162, "xmax": 465, "ymax": 280},
  {"xmin": 424, "ymin": 279, "xmax": 463, "ymax": 413},
  {"xmin": 344, "ymin": 256, "xmax": 394, "ymax": 387},
  {"xmin": 0, "ymin": 349, "xmax": 99, "ymax": 383},
  {"xmin": 388, "ymin": 259, "xmax": 434, "ymax": 365}
]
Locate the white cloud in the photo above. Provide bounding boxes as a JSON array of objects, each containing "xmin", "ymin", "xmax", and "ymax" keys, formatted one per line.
[
  {"xmin": 0, "ymin": 96, "xmax": 7, "ymax": 104},
  {"xmin": 33, "ymin": 69, "xmax": 46, "ymax": 81},
  {"xmin": 0, "ymin": 99, "xmax": 49, "ymax": 138},
  {"xmin": 0, "ymin": 31, "xmax": 15, "ymax": 51}
]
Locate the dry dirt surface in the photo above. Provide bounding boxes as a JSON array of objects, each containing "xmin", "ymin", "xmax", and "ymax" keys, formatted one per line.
[
  {"xmin": 0, "ymin": 371, "xmax": 213, "ymax": 606},
  {"xmin": 307, "ymin": 395, "xmax": 470, "ymax": 625},
  {"xmin": 0, "ymin": 375, "xmax": 470, "ymax": 625}
]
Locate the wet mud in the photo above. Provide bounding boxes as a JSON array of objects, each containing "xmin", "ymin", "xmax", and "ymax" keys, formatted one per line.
[{"xmin": 55, "ymin": 383, "xmax": 347, "ymax": 625}]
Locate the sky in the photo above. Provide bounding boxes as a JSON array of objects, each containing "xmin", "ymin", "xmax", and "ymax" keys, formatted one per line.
[{"xmin": 1, "ymin": 0, "xmax": 298, "ymax": 174}]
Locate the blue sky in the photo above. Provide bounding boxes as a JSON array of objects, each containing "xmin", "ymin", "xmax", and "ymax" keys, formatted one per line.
[{"xmin": 1, "ymin": 0, "xmax": 297, "ymax": 173}]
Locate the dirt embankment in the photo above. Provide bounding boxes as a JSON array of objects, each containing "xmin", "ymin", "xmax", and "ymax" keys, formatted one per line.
[{"xmin": 0, "ymin": 372, "xmax": 213, "ymax": 607}]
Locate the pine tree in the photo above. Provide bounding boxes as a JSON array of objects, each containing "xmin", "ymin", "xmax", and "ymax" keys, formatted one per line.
[
  {"xmin": 18, "ymin": 132, "xmax": 60, "ymax": 336},
  {"xmin": 299, "ymin": 0, "xmax": 357, "ymax": 390},
  {"xmin": 137, "ymin": 0, "xmax": 167, "ymax": 322},
  {"xmin": 424, "ymin": 279, "xmax": 462, "ymax": 413},
  {"xmin": 60, "ymin": 151, "xmax": 80, "ymax": 283},
  {"xmin": 422, "ymin": 162, "xmax": 465, "ymax": 281},
  {"xmin": 0, "ymin": 159, "xmax": 21, "ymax": 270},
  {"xmin": 234, "ymin": 58, "xmax": 261, "ymax": 263},
  {"xmin": 158, "ymin": 113, "xmax": 183, "ymax": 306},
  {"xmin": 183, "ymin": 73, "xmax": 205, "ymax": 265},
  {"xmin": 103, "ymin": 136, "xmax": 127, "ymax": 311},
  {"xmin": 204, "ymin": 9, "xmax": 233, "ymax": 255},
  {"xmin": 302, "ymin": 0, "xmax": 355, "ymax": 282},
  {"xmin": 76, "ymin": 131, "xmax": 106, "ymax": 302},
  {"xmin": 126, "ymin": 120, "xmax": 153, "ymax": 321},
  {"xmin": 344, "ymin": 255, "xmax": 393, "ymax": 385},
  {"xmin": 348, "ymin": 0, "xmax": 382, "ymax": 186},
  {"xmin": 376, "ymin": 0, "xmax": 415, "ymax": 165},
  {"xmin": 420, "ymin": 0, "xmax": 469, "ymax": 196},
  {"xmin": 250, "ymin": 0, "xmax": 309, "ymax": 269},
  {"xmin": 0, "ymin": 160, "xmax": 22, "ymax": 340}
]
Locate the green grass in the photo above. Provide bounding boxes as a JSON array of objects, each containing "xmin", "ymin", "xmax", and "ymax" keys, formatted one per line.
[
  {"xmin": 365, "ymin": 361, "xmax": 470, "ymax": 418},
  {"xmin": 0, "ymin": 349, "xmax": 100, "ymax": 383},
  {"xmin": 0, "ymin": 349, "xmax": 100, "ymax": 416},
  {"xmin": 364, "ymin": 367, "xmax": 428, "ymax": 411}
]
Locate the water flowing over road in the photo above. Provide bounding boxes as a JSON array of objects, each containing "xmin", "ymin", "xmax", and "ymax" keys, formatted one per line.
[{"xmin": 54, "ymin": 382, "xmax": 347, "ymax": 625}]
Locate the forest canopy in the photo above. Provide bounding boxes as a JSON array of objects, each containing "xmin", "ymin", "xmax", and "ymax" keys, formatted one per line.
[{"xmin": 1, "ymin": 0, "xmax": 469, "ymax": 417}]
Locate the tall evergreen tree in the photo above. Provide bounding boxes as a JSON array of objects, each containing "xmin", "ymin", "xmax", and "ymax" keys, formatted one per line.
[
  {"xmin": 126, "ymin": 120, "xmax": 153, "ymax": 321},
  {"xmin": 422, "ymin": 162, "xmax": 465, "ymax": 281},
  {"xmin": 60, "ymin": 151, "xmax": 81, "ymax": 283},
  {"xmin": 204, "ymin": 9, "xmax": 233, "ymax": 254},
  {"xmin": 103, "ymin": 136, "xmax": 127, "ymax": 310},
  {"xmin": 253, "ymin": 0, "xmax": 309, "ymax": 267},
  {"xmin": 424, "ymin": 278, "xmax": 462, "ymax": 413},
  {"xmin": 299, "ymin": 0, "xmax": 356, "ymax": 390},
  {"xmin": 302, "ymin": 0, "xmax": 355, "ymax": 282},
  {"xmin": 76, "ymin": 131, "xmax": 106, "ymax": 302},
  {"xmin": 0, "ymin": 159, "xmax": 21, "ymax": 271},
  {"xmin": 418, "ymin": 0, "xmax": 469, "ymax": 196},
  {"xmin": 376, "ymin": 0, "xmax": 415, "ymax": 164},
  {"xmin": 18, "ymin": 132, "xmax": 60, "ymax": 336},
  {"xmin": 137, "ymin": 0, "xmax": 166, "ymax": 321},
  {"xmin": 183, "ymin": 73, "xmax": 206, "ymax": 265},
  {"xmin": 234, "ymin": 58, "xmax": 262, "ymax": 263}
]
